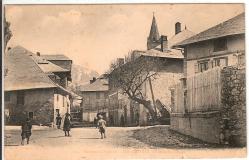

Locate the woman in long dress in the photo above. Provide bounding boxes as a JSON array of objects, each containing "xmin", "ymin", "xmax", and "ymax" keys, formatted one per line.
[{"xmin": 63, "ymin": 113, "xmax": 71, "ymax": 136}]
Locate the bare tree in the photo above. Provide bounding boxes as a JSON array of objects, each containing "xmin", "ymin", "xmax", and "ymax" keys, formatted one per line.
[
  {"xmin": 4, "ymin": 16, "xmax": 12, "ymax": 51},
  {"xmin": 109, "ymin": 56, "xmax": 161, "ymax": 121}
]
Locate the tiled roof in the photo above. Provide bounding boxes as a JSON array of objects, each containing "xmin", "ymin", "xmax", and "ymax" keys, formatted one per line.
[
  {"xmin": 4, "ymin": 46, "xmax": 57, "ymax": 91},
  {"xmin": 79, "ymin": 78, "xmax": 109, "ymax": 92},
  {"xmin": 174, "ymin": 12, "xmax": 245, "ymax": 47},
  {"xmin": 41, "ymin": 54, "xmax": 71, "ymax": 61},
  {"xmin": 138, "ymin": 49, "xmax": 184, "ymax": 59},
  {"xmin": 168, "ymin": 29, "xmax": 195, "ymax": 47},
  {"xmin": 32, "ymin": 55, "xmax": 69, "ymax": 73}
]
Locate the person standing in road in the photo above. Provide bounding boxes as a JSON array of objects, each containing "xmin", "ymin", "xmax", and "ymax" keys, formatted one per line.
[
  {"xmin": 97, "ymin": 115, "xmax": 107, "ymax": 139},
  {"xmin": 56, "ymin": 114, "xmax": 62, "ymax": 129},
  {"xmin": 63, "ymin": 113, "xmax": 71, "ymax": 136},
  {"xmin": 93, "ymin": 117, "xmax": 98, "ymax": 128},
  {"xmin": 21, "ymin": 118, "xmax": 32, "ymax": 145}
]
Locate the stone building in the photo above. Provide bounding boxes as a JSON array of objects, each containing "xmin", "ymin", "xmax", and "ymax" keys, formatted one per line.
[
  {"xmin": 171, "ymin": 12, "xmax": 245, "ymax": 146},
  {"xmin": 4, "ymin": 46, "xmax": 74, "ymax": 126},
  {"xmin": 79, "ymin": 76, "xmax": 109, "ymax": 123}
]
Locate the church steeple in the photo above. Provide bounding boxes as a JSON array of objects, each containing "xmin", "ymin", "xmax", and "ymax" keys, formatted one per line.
[
  {"xmin": 149, "ymin": 13, "xmax": 160, "ymax": 41},
  {"xmin": 147, "ymin": 13, "xmax": 161, "ymax": 50}
]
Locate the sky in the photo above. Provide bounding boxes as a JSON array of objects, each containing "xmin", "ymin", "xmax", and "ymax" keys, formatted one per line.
[{"xmin": 5, "ymin": 4, "xmax": 244, "ymax": 74}]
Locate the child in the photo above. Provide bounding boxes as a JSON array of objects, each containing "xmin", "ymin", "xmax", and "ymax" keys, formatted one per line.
[
  {"xmin": 21, "ymin": 118, "xmax": 32, "ymax": 145},
  {"xmin": 97, "ymin": 115, "xmax": 107, "ymax": 139}
]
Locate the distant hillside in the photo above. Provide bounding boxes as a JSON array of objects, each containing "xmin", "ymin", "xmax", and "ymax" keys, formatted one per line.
[{"xmin": 71, "ymin": 64, "xmax": 99, "ymax": 86}]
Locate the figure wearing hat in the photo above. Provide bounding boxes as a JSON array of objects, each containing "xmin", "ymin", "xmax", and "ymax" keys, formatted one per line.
[{"xmin": 97, "ymin": 115, "xmax": 107, "ymax": 139}]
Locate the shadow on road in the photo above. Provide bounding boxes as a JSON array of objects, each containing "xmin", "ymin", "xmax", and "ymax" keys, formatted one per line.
[
  {"xmin": 80, "ymin": 137, "xmax": 100, "ymax": 139},
  {"xmin": 5, "ymin": 144, "xmax": 20, "ymax": 146},
  {"xmin": 47, "ymin": 136, "xmax": 67, "ymax": 138}
]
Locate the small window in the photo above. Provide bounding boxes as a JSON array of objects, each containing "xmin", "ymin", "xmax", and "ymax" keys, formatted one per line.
[
  {"xmin": 56, "ymin": 109, "xmax": 60, "ymax": 115},
  {"xmin": 5, "ymin": 92, "xmax": 11, "ymax": 102},
  {"xmin": 28, "ymin": 112, "xmax": 34, "ymax": 119},
  {"xmin": 212, "ymin": 57, "xmax": 228, "ymax": 68},
  {"xmin": 198, "ymin": 60, "xmax": 209, "ymax": 72},
  {"xmin": 57, "ymin": 94, "xmax": 59, "ymax": 101},
  {"xmin": 213, "ymin": 38, "xmax": 227, "ymax": 52},
  {"xmin": 238, "ymin": 54, "xmax": 245, "ymax": 66},
  {"xmin": 85, "ymin": 97, "xmax": 90, "ymax": 105},
  {"xmin": 17, "ymin": 91, "xmax": 25, "ymax": 105},
  {"xmin": 96, "ymin": 92, "xmax": 100, "ymax": 99}
]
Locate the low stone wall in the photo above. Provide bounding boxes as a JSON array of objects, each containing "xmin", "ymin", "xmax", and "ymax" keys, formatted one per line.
[{"xmin": 170, "ymin": 112, "xmax": 221, "ymax": 144}]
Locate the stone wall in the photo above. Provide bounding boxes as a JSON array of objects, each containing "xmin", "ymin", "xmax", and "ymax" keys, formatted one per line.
[
  {"xmin": 170, "ymin": 112, "xmax": 221, "ymax": 143},
  {"xmin": 219, "ymin": 66, "xmax": 246, "ymax": 146},
  {"xmin": 5, "ymin": 88, "xmax": 54, "ymax": 125}
]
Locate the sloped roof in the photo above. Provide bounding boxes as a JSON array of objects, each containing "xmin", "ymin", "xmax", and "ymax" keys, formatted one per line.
[
  {"xmin": 174, "ymin": 12, "xmax": 245, "ymax": 47},
  {"xmin": 79, "ymin": 78, "xmax": 109, "ymax": 92},
  {"xmin": 32, "ymin": 55, "xmax": 69, "ymax": 73},
  {"xmin": 41, "ymin": 54, "xmax": 71, "ymax": 61},
  {"xmin": 138, "ymin": 49, "xmax": 184, "ymax": 59},
  {"xmin": 168, "ymin": 28, "xmax": 195, "ymax": 47},
  {"xmin": 4, "ymin": 46, "xmax": 57, "ymax": 91}
]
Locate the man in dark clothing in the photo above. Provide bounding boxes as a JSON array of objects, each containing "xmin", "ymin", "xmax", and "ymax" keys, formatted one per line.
[
  {"xmin": 21, "ymin": 118, "xmax": 32, "ymax": 145},
  {"xmin": 63, "ymin": 113, "xmax": 71, "ymax": 136},
  {"xmin": 56, "ymin": 114, "xmax": 62, "ymax": 129}
]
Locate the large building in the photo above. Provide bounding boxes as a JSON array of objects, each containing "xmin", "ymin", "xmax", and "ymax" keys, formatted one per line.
[
  {"xmin": 79, "ymin": 76, "xmax": 109, "ymax": 123},
  {"xmin": 4, "ymin": 46, "xmax": 75, "ymax": 126},
  {"xmin": 171, "ymin": 12, "xmax": 245, "ymax": 145}
]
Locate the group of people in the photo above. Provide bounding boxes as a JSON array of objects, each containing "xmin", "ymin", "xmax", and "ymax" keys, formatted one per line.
[{"xmin": 20, "ymin": 113, "xmax": 107, "ymax": 145}]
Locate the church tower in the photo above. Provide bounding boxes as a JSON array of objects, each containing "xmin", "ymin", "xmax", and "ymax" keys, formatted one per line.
[{"xmin": 147, "ymin": 14, "xmax": 161, "ymax": 50}]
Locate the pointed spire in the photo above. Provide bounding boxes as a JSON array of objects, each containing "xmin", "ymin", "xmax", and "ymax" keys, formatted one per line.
[{"xmin": 148, "ymin": 13, "xmax": 160, "ymax": 41}]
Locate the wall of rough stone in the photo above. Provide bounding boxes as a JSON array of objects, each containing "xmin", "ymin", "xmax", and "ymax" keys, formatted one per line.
[
  {"xmin": 5, "ymin": 88, "xmax": 54, "ymax": 125},
  {"xmin": 219, "ymin": 66, "xmax": 246, "ymax": 146}
]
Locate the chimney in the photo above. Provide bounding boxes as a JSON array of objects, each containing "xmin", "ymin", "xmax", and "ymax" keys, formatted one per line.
[
  {"xmin": 36, "ymin": 52, "xmax": 41, "ymax": 56},
  {"xmin": 160, "ymin": 35, "xmax": 168, "ymax": 52},
  {"xmin": 175, "ymin": 22, "xmax": 181, "ymax": 35},
  {"xmin": 90, "ymin": 77, "xmax": 97, "ymax": 84}
]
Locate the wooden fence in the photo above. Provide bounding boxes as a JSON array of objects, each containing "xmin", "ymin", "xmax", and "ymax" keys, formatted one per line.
[{"xmin": 172, "ymin": 67, "xmax": 222, "ymax": 113}]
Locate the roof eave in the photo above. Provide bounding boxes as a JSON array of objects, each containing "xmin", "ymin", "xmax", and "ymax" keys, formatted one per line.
[{"xmin": 174, "ymin": 32, "xmax": 245, "ymax": 48}]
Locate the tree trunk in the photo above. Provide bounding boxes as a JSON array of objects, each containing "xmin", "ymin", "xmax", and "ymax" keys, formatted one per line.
[{"xmin": 130, "ymin": 97, "xmax": 157, "ymax": 122}]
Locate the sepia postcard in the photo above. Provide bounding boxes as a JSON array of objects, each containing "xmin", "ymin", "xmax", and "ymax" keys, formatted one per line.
[{"xmin": 3, "ymin": 2, "xmax": 246, "ymax": 160}]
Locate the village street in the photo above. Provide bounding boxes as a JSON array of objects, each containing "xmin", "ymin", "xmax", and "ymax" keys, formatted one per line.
[{"xmin": 4, "ymin": 125, "xmax": 246, "ymax": 160}]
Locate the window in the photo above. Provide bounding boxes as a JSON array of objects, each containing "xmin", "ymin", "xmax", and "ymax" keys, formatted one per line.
[
  {"xmin": 96, "ymin": 92, "xmax": 100, "ymax": 99},
  {"xmin": 85, "ymin": 97, "xmax": 90, "ymax": 105},
  {"xmin": 56, "ymin": 109, "xmax": 60, "ymax": 115},
  {"xmin": 197, "ymin": 60, "xmax": 209, "ymax": 73},
  {"xmin": 238, "ymin": 54, "xmax": 245, "ymax": 66},
  {"xmin": 212, "ymin": 57, "xmax": 228, "ymax": 68},
  {"xmin": 5, "ymin": 92, "xmax": 10, "ymax": 102},
  {"xmin": 17, "ymin": 91, "xmax": 25, "ymax": 105},
  {"xmin": 213, "ymin": 38, "xmax": 227, "ymax": 52},
  {"xmin": 28, "ymin": 112, "xmax": 34, "ymax": 119}
]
